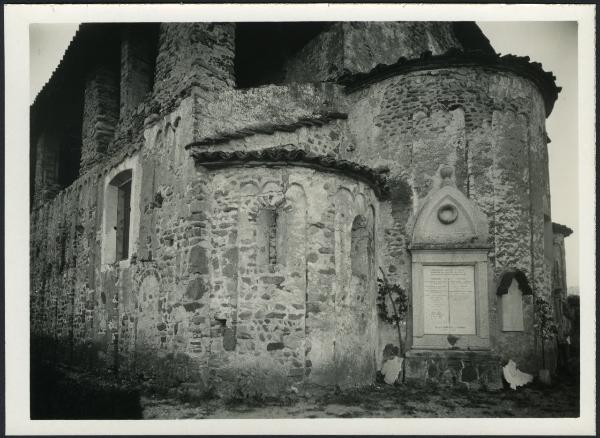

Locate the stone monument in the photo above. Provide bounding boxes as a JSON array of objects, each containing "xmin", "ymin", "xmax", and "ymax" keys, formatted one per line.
[{"xmin": 404, "ymin": 165, "xmax": 502, "ymax": 389}]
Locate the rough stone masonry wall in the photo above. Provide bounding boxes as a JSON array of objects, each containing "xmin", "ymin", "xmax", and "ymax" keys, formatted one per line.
[
  {"xmin": 196, "ymin": 166, "xmax": 379, "ymax": 392},
  {"xmin": 31, "ymin": 72, "xmax": 381, "ymax": 396},
  {"xmin": 32, "ymin": 23, "xmax": 366, "ymax": 395},
  {"xmin": 552, "ymin": 233, "xmax": 568, "ymax": 298},
  {"xmin": 198, "ymin": 117, "xmax": 351, "ymax": 160},
  {"xmin": 152, "ymin": 23, "xmax": 235, "ymax": 116},
  {"xmin": 31, "ymin": 95, "xmax": 202, "ymax": 385},
  {"xmin": 284, "ymin": 22, "xmax": 464, "ymax": 84},
  {"xmin": 30, "ymin": 171, "xmax": 103, "ymax": 367},
  {"xmin": 30, "ymin": 162, "xmax": 380, "ymax": 396},
  {"xmin": 32, "ymin": 128, "xmax": 62, "ymax": 205},
  {"xmin": 32, "ymin": 20, "xmax": 240, "ymax": 382},
  {"xmin": 552, "ymin": 232, "xmax": 569, "ymax": 344},
  {"xmin": 345, "ymin": 67, "xmax": 552, "ymax": 372},
  {"xmin": 81, "ymin": 64, "xmax": 120, "ymax": 172},
  {"xmin": 119, "ymin": 26, "xmax": 156, "ymax": 121},
  {"xmin": 125, "ymin": 95, "xmax": 205, "ymax": 384},
  {"xmin": 191, "ymin": 82, "xmax": 345, "ymax": 145},
  {"xmin": 342, "ymin": 22, "xmax": 464, "ymax": 74},
  {"xmin": 32, "ymin": 22, "xmax": 557, "ymax": 392}
]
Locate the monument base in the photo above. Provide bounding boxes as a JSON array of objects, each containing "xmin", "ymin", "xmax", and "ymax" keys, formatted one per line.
[{"xmin": 404, "ymin": 349, "xmax": 503, "ymax": 391}]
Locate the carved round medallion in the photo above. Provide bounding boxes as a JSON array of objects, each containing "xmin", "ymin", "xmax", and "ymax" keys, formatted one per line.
[
  {"xmin": 437, "ymin": 203, "xmax": 458, "ymax": 224},
  {"xmin": 440, "ymin": 165, "xmax": 454, "ymax": 180}
]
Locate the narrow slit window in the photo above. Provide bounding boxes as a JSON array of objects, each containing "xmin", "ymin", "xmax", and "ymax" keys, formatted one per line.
[
  {"xmin": 257, "ymin": 209, "xmax": 278, "ymax": 266},
  {"xmin": 267, "ymin": 209, "xmax": 278, "ymax": 265},
  {"xmin": 116, "ymin": 178, "xmax": 132, "ymax": 261}
]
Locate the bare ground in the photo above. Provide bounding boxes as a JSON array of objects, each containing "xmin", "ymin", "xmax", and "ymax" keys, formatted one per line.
[
  {"xmin": 141, "ymin": 379, "xmax": 580, "ymax": 419},
  {"xmin": 31, "ymin": 361, "xmax": 579, "ymax": 419}
]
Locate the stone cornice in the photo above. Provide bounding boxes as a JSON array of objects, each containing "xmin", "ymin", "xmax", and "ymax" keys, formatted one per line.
[
  {"xmin": 340, "ymin": 49, "xmax": 561, "ymax": 117},
  {"xmin": 552, "ymin": 222, "xmax": 574, "ymax": 237},
  {"xmin": 188, "ymin": 147, "xmax": 390, "ymax": 198}
]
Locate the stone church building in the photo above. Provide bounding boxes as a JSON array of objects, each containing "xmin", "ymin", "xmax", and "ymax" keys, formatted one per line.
[{"xmin": 30, "ymin": 22, "xmax": 573, "ymax": 395}]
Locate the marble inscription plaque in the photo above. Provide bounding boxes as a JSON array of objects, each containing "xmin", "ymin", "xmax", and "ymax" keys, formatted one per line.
[{"xmin": 423, "ymin": 265, "xmax": 476, "ymax": 335}]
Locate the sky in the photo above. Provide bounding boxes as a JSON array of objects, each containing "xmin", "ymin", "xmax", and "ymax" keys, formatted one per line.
[
  {"xmin": 29, "ymin": 23, "xmax": 79, "ymax": 102},
  {"xmin": 29, "ymin": 22, "xmax": 580, "ymax": 287}
]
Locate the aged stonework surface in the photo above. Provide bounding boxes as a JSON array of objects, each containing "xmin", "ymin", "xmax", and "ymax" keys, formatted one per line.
[{"xmin": 30, "ymin": 22, "xmax": 570, "ymax": 397}]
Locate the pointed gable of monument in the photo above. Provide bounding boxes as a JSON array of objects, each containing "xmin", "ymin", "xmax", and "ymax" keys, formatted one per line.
[{"xmin": 409, "ymin": 165, "xmax": 490, "ymax": 249}]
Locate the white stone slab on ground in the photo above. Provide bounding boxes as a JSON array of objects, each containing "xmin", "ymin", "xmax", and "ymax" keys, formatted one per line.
[
  {"xmin": 503, "ymin": 359, "xmax": 533, "ymax": 389},
  {"xmin": 381, "ymin": 357, "xmax": 404, "ymax": 385}
]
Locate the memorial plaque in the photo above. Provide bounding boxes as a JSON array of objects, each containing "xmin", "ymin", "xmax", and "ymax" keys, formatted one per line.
[{"xmin": 423, "ymin": 265, "xmax": 476, "ymax": 334}]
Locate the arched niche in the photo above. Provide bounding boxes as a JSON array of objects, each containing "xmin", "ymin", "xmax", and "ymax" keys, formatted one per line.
[
  {"xmin": 334, "ymin": 188, "xmax": 355, "ymax": 292},
  {"xmin": 252, "ymin": 181, "xmax": 307, "ymax": 270},
  {"xmin": 408, "ymin": 165, "xmax": 491, "ymax": 350},
  {"xmin": 334, "ymin": 188, "xmax": 377, "ymax": 303},
  {"xmin": 350, "ymin": 206, "xmax": 375, "ymax": 281},
  {"xmin": 256, "ymin": 208, "xmax": 280, "ymax": 266},
  {"xmin": 282, "ymin": 183, "xmax": 307, "ymax": 272},
  {"xmin": 351, "ymin": 215, "xmax": 369, "ymax": 280},
  {"xmin": 497, "ymin": 270, "xmax": 532, "ymax": 332}
]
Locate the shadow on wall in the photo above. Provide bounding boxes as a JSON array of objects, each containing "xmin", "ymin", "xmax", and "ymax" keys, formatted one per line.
[
  {"xmin": 30, "ymin": 353, "xmax": 142, "ymax": 419},
  {"xmin": 234, "ymin": 22, "xmax": 330, "ymax": 88}
]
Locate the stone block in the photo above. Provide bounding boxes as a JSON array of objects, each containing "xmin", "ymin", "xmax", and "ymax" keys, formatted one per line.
[
  {"xmin": 404, "ymin": 350, "xmax": 502, "ymax": 391},
  {"xmin": 223, "ymin": 327, "xmax": 236, "ymax": 351},
  {"xmin": 267, "ymin": 342, "xmax": 284, "ymax": 351},
  {"xmin": 188, "ymin": 246, "xmax": 209, "ymax": 274},
  {"xmin": 185, "ymin": 277, "xmax": 208, "ymax": 300}
]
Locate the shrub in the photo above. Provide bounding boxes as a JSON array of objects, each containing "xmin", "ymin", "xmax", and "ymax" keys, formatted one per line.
[
  {"xmin": 534, "ymin": 295, "xmax": 558, "ymax": 369},
  {"xmin": 377, "ymin": 270, "xmax": 408, "ymax": 355}
]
